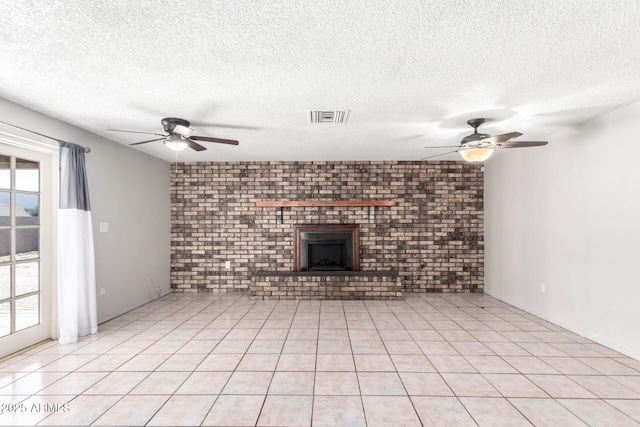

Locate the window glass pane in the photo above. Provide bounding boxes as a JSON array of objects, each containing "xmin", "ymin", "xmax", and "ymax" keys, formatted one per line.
[
  {"xmin": 0, "ymin": 229, "xmax": 9, "ymax": 263},
  {"xmin": 16, "ymin": 262, "xmax": 38, "ymax": 296},
  {"xmin": 0, "ymin": 264, "xmax": 9, "ymax": 300},
  {"xmin": 0, "ymin": 191, "xmax": 9, "ymax": 226},
  {"xmin": 16, "ymin": 193, "xmax": 39, "ymax": 226},
  {"xmin": 16, "ymin": 228, "xmax": 38, "ymax": 261},
  {"xmin": 0, "ymin": 155, "xmax": 9, "ymax": 190},
  {"xmin": 0, "ymin": 301, "xmax": 9, "ymax": 337},
  {"xmin": 16, "ymin": 294, "xmax": 39, "ymax": 331},
  {"xmin": 15, "ymin": 158, "xmax": 39, "ymax": 192}
]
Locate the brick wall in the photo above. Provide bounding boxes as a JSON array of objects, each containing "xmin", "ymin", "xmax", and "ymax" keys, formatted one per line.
[{"xmin": 171, "ymin": 161, "xmax": 484, "ymax": 293}]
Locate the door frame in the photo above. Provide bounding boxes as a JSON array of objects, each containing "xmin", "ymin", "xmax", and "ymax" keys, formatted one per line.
[{"xmin": 0, "ymin": 132, "xmax": 58, "ymax": 357}]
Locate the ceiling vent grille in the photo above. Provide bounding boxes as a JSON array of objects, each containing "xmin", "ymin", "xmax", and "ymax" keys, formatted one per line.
[{"xmin": 310, "ymin": 110, "xmax": 349, "ymax": 124}]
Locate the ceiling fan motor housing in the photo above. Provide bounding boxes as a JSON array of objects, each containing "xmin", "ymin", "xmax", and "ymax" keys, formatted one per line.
[{"xmin": 161, "ymin": 117, "xmax": 190, "ymax": 133}]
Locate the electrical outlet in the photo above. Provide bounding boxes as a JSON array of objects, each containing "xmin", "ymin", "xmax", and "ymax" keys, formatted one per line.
[
  {"xmin": 225, "ymin": 261, "xmax": 231, "ymax": 269},
  {"xmin": 100, "ymin": 287, "xmax": 106, "ymax": 296},
  {"xmin": 539, "ymin": 283, "xmax": 546, "ymax": 293}
]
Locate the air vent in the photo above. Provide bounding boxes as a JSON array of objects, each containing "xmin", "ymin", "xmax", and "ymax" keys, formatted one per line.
[{"xmin": 309, "ymin": 110, "xmax": 349, "ymax": 124}]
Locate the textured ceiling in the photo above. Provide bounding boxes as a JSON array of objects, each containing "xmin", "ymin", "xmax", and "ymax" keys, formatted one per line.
[{"xmin": 0, "ymin": 1, "xmax": 639, "ymax": 162}]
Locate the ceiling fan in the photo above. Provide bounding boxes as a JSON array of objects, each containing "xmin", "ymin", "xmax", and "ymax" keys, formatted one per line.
[
  {"xmin": 107, "ymin": 117, "xmax": 239, "ymax": 151},
  {"xmin": 423, "ymin": 118, "xmax": 548, "ymax": 162}
]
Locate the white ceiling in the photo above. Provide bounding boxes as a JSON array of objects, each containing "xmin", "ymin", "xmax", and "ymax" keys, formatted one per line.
[{"xmin": 1, "ymin": 1, "xmax": 639, "ymax": 162}]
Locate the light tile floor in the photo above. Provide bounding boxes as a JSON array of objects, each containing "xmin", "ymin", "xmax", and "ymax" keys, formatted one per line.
[{"xmin": 1, "ymin": 291, "xmax": 639, "ymax": 426}]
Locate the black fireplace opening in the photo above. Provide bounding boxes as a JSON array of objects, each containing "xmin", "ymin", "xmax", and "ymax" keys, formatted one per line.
[{"xmin": 300, "ymin": 232, "xmax": 353, "ymax": 271}]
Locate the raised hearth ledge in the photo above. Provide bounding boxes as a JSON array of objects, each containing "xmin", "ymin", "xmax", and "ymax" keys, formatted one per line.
[
  {"xmin": 250, "ymin": 270, "xmax": 401, "ymax": 300},
  {"xmin": 255, "ymin": 200, "xmax": 396, "ymax": 207},
  {"xmin": 253, "ymin": 271, "xmax": 397, "ymax": 277}
]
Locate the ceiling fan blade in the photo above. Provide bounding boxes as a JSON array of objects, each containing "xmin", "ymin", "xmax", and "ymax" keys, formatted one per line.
[
  {"xmin": 480, "ymin": 131, "xmax": 523, "ymax": 144},
  {"xmin": 186, "ymin": 139, "xmax": 207, "ymax": 151},
  {"xmin": 190, "ymin": 135, "xmax": 239, "ymax": 145},
  {"xmin": 420, "ymin": 150, "xmax": 458, "ymax": 160},
  {"xmin": 129, "ymin": 137, "xmax": 165, "ymax": 146},
  {"xmin": 107, "ymin": 129, "xmax": 166, "ymax": 137},
  {"xmin": 498, "ymin": 141, "xmax": 548, "ymax": 149},
  {"xmin": 424, "ymin": 145, "xmax": 461, "ymax": 149}
]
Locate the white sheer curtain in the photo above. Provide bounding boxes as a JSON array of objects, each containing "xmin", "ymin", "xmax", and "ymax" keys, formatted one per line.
[{"xmin": 58, "ymin": 141, "xmax": 97, "ymax": 344}]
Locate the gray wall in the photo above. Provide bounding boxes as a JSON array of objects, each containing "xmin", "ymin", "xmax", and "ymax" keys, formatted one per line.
[
  {"xmin": 0, "ymin": 98, "xmax": 171, "ymax": 323},
  {"xmin": 484, "ymin": 101, "xmax": 640, "ymax": 360}
]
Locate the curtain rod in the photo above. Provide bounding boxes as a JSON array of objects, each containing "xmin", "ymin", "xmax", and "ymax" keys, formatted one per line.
[{"xmin": 0, "ymin": 120, "xmax": 91, "ymax": 153}]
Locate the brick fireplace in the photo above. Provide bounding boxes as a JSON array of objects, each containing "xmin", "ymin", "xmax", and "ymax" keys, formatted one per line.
[{"xmin": 170, "ymin": 161, "xmax": 484, "ymax": 293}]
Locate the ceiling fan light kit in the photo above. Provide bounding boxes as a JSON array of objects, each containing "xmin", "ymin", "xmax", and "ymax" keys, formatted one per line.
[
  {"xmin": 459, "ymin": 147, "xmax": 494, "ymax": 162},
  {"xmin": 163, "ymin": 134, "xmax": 189, "ymax": 151}
]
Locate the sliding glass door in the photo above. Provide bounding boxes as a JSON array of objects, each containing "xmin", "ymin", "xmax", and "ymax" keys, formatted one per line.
[{"xmin": 0, "ymin": 142, "xmax": 54, "ymax": 357}]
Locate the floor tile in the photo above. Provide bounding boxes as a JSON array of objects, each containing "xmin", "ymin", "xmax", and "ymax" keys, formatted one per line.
[
  {"xmin": 175, "ymin": 371, "xmax": 232, "ymax": 394},
  {"xmin": 353, "ymin": 354, "xmax": 395, "ymax": 371},
  {"xmin": 158, "ymin": 353, "xmax": 209, "ymax": 371},
  {"xmin": 558, "ymin": 398, "xmax": 638, "ymax": 426},
  {"xmin": 578, "ymin": 357, "xmax": 640, "ymax": 375},
  {"xmin": 268, "ymin": 371, "xmax": 314, "ymax": 395},
  {"xmin": 0, "ymin": 372, "xmax": 68, "ymax": 395},
  {"xmin": 36, "ymin": 372, "xmax": 106, "ymax": 395},
  {"xmin": 147, "ymin": 394, "xmax": 216, "ymax": 426},
  {"xmin": 129, "ymin": 371, "xmax": 190, "ymax": 394},
  {"xmin": 237, "ymin": 353, "xmax": 279, "ymax": 371},
  {"xmin": 483, "ymin": 373, "xmax": 548, "ymax": 398},
  {"xmin": 539, "ymin": 356, "xmax": 601, "ymax": 375},
  {"xmin": 390, "ymin": 354, "xmax": 436, "ymax": 372},
  {"xmin": 428, "ymin": 355, "xmax": 477, "ymax": 373},
  {"xmin": 509, "ymin": 398, "xmax": 588, "ymax": 426},
  {"xmin": 176, "ymin": 339, "xmax": 219, "ymax": 353},
  {"xmin": 442, "ymin": 373, "xmax": 500, "ymax": 397},
  {"xmin": 315, "ymin": 372, "xmax": 360, "ymax": 395},
  {"xmin": 92, "ymin": 394, "xmax": 169, "ymax": 426},
  {"xmin": 211, "ymin": 339, "xmax": 253, "ymax": 354},
  {"xmin": 276, "ymin": 353, "xmax": 316, "ymax": 371},
  {"xmin": 83, "ymin": 371, "xmax": 149, "ymax": 395},
  {"xmin": 282, "ymin": 339, "xmax": 317, "ymax": 354},
  {"xmin": 417, "ymin": 341, "xmax": 459, "ymax": 356},
  {"xmin": 503, "ymin": 356, "xmax": 559, "ymax": 374},
  {"xmin": 312, "ymin": 395, "xmax": 366, "ymax": 427},
  {"xmin": 569, "ymin": 375, "xmax": 640, "ymax": 399},
  {"xmin": 361, "ymin": 396, "xmax": 421, "ymax": 427},
  {"xmin": 316, "ymin": 354, "xmax": 354, "ymax": 371},
  {"xmin": 222, "ymin": 371, "xmax": 273, "ymax": 394},
  {"xmin": 384, "ymin": 340, "xmax": 422, "ymax": 355},
  {"xmin": 526, "ymin": 374, "xmax": 597, "ymax": 398},
  {"xmin": 358, "ymin": 372, "xmax": 406, "ymax": 395},
  {"xmin": 460, "ymin": 397, "xmax": 532, "ymax": 427},
  {"xmin": 399, "ymin": 372, "xmax": 453, "ymax": 396},
  {"xmin": 465, "ymin": 355, "xmax": 518, "ymax": 373},
  {"xmin": 197, "ymin": 353, "xmax": 243, "ymax": 371},
  {"xmin": 317, "ymin": 340, "xmax": 352, "ymax": 354},
  {"xmin": 607, "ymin": 399, "xmax": 640, "ymax": 423},
  {"xmin": 257, "ymin": 395, "xmax": 312, "ymax": 427},
  {"xmin": 411, "ymin": 396, "xmax": 478, "ymax": 426},
  {"xmin": 202, "ymin": 394, "xmax": 265, "ymax": 426},
  {"xmin": 115, "ymin": 353, "xmax": 171, "ymax": 371}
]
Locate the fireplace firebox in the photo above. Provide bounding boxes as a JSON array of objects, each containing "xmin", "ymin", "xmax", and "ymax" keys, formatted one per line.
[{"xmin": 294, "ymin": 224, "xmax": 360, "ymax": 272}]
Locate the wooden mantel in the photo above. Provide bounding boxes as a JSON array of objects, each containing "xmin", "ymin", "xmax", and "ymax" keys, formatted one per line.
[{"xmin": 255, "ymin": 200, "xmax": 396, "ymax": 207}]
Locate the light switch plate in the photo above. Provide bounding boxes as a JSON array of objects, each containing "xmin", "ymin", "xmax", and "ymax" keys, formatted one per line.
[{"xmin": 99, "ymin": 222, "xmax": 109, "ymax": 233}]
